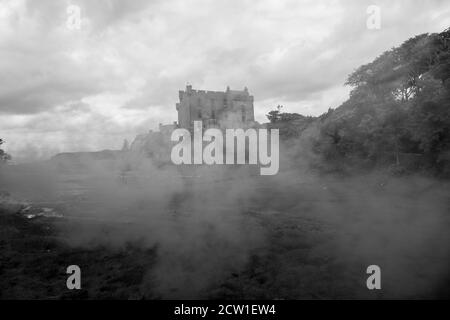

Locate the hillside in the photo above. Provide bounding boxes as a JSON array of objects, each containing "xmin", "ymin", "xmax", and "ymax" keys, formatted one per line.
[{"xmin": 268, "ymin": 28, "xmax": 450, "ymax": 176}]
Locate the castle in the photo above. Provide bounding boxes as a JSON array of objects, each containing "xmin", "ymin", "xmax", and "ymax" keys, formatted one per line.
[
  {"xmin": 176, "ymin": 85, "xmax": 256, "ymax": 130},
  {"xmin": 130, "ymin": 85, "xmax": 259, "ymax": 158}
]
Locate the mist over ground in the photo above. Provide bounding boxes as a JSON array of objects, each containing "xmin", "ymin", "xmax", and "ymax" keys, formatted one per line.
[{"xmin": 1, "ymin": 140, "xmax": 448, "ymax": 299}]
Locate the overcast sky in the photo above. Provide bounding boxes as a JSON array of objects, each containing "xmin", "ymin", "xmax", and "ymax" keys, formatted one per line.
[{"xmin": 0, "ymin": 0, "xmax": 449, "ymax": 160}]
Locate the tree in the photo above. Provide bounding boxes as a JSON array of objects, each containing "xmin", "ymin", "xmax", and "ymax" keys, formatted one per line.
[
  {"xmin": 266, "ymin": 29, "xmax": 450, "ymax": 175},
  {"xmin": 339, "ymin": 29, "xmax": 450, "ymax": 172},
  {"xmin": 266, "ymin": 105, "xmax": 283, "ymax": 123},
  {"xmin": 346, "ymin": 30, "xmax": 450, "ymax": 103},
  {"xmin": 0, "ymin": 139, "xmax": 11, "ymax": 164},
  {"xmin": 266, "ymin": 106, "xmax": 315, "ymax": 139}
]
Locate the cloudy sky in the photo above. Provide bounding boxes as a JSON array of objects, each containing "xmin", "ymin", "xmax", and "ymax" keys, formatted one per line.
[{"xmin": 0, "ymin": 0, "xmax": 449, "ymax": 161}]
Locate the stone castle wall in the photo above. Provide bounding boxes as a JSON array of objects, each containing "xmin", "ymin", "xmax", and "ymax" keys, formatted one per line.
[{"xmin": 176, "ymin": 85, "xmax": 255, "ymax": 130}]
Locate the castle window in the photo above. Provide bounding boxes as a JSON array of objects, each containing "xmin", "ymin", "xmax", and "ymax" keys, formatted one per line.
[{"xmin": 241, "ymin": 106, "xmax": 246, "ymax": 122}]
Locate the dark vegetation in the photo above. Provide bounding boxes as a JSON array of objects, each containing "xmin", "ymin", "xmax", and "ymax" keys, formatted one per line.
[
  {"xmin": 0, "ymin": 204, "xmax": 157, "ymax": 299},
  {"xmin": 268, "ymin": 29, "xmax": 450, "ymax": 177},
  {"xmin": 0, "ymin": 139, "xmax": 11, "ymax": 164}
]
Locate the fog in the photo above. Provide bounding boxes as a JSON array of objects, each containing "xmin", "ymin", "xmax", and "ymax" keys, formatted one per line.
[{"xmin": 0, "ymin": 140, "xmax": 449, "ymax": 299}]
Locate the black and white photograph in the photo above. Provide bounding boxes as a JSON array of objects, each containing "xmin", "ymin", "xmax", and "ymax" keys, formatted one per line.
[{"xmin": 0, "ymin": 0, "xmax": 449, "ymax": 311}]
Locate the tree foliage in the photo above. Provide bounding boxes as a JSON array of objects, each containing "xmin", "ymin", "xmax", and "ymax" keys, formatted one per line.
[
  {"xmin": 0, "ymin": 139, "xmax": 12, "ymax": 164},
  {"xmin": 267, "ymin": 28, "xmax": 450, "ymax": 176},
  {"xmin": 266, "ymin": 105, "xmax": 315, "ymax": 139}
]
